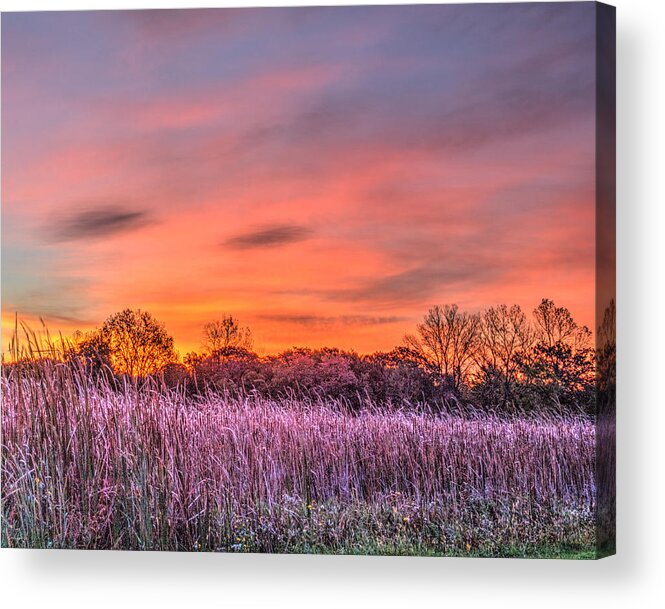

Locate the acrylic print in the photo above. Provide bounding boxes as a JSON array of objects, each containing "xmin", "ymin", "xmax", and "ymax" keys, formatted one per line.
[{"xmin": 1, "ymin": 3, "xmax": 616, "ymax": 558}]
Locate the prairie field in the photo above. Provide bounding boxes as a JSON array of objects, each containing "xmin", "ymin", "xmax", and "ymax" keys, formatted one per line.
[
  {"xmin": 2, "ymin": 3, "xmax": 615, "ymax": 567},
  {"xmin": 1, "ymin": 359, "xmax": 596, "ymax": 557}
]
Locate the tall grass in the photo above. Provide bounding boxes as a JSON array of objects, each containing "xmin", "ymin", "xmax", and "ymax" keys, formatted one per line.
[{"xmin": 1, "ymin": 354, "xmax": 596, "ymax": 556}]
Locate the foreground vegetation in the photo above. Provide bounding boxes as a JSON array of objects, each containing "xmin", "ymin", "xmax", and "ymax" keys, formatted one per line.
[{"xmin": 1, "ymin": 357, "xmax": 596, "ymax": 556}]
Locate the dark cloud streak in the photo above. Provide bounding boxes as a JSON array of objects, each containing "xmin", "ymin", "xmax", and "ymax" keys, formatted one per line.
[
  {"xmin": 49, "ymin": 205, "xmax": 151, "ymax": 242},
  {"xmin": 326, "ymin": 262, "xmax": 501, "ymax": 307},
  {"xmin": 258, "ymin": 313, "xmax": 407, "ymax": 327},
  {"xmin": 224, "ymin": 224, "xmax": 312, "ymax": 249}
]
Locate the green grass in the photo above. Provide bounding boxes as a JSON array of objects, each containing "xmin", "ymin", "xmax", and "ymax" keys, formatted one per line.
[{"xmin": 225, "ymin": 539, "xmax": 598, "ymax": 559}]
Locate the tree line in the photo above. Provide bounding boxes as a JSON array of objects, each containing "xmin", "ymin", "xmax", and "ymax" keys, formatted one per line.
[{"xmin": 50, "ymin": 298, "xmax": 609, "ymax": 416}]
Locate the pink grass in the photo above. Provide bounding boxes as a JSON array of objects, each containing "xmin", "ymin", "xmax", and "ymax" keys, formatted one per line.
[{"xmin": 1, "ymin": 359, "xmax": 596, "ymax": 554}]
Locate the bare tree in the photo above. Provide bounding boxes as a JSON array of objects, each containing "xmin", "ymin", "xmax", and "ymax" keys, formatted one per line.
[
  {"xmin": 99, "ymin": 309, "xmax": 176, "ymax": 377},
  {"xmin": 517, "ymin": 300, "xmax": 595, "ymax": 413},
  {"xmin": 478, "ymin": 304, "xmax": 533, "ymax": 383},
  {"xmin": 203, "ymin": 315, "xmax": 253, "ymax": 356},
  {"xmin": 404, "ymin": 304, "xmax": 480, "ymax": 391},
  {"xmin": 474, "ymin": 304, "xmax": 533, "ymax": 407},
  {"xmin": 532, "ymin": 298, "xmax": 591, "ymax": 349}
]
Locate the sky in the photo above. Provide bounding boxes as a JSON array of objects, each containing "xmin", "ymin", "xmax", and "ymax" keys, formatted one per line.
[{"xmin": 2, "ymin": 3, "xmax": 598, "ymax": 356}]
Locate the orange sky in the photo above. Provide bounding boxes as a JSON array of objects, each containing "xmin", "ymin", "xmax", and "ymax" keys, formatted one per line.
[{"xmin": 2, "ymin": 5, "xmax": 598, "ymax": 357}]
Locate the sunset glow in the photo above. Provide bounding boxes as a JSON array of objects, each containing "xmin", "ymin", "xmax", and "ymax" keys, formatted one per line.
[{"xmin": 2, "ymin": 4, "xmax": 597, "ymax": 356}]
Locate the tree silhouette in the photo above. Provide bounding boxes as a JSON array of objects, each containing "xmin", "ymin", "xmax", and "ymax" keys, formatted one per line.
[
  {"xmin": 476, "ymin": 304, "xmax": 533, "ymax": 407},
  {"xmin": 70, "ymin": 329, "xmax": 112, "ymax": 376},
  {"xmin": 99, "ymin": 309, "xmax": 176, "ymax": 377},
  {"xmin": 404, "ymin": 304, "xmax": 480, "ymax": 391},
  {"xmin": 203, "ymin": 315, "xmax": 252, "ymax": 357},
  {"xmin": 533, "ymin": 298, "xmax": 591, "ymax": 349},
  {"xmin": 596, "ymin": 299, "xmax": 616, "ymax": 415},
  {"xmin": 516, "ymin": 300, "xmax": 594, "ymax": 413}
]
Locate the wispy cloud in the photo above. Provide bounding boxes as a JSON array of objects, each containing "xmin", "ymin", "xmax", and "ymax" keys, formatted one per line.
[
  {"xmin": 325, "ymin": 263, "xmax": 501, "ymax": 307},
  {"xmin": 259, "ymin": 313, "xmax": 407, "ymax": 327},
  {"xmin": 223, "ymin": 224, "xmax": 312, "ymax": 249},
  {"xmin": 49, "ymin": 205, "xmax": 151, "ymax": 242}
]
